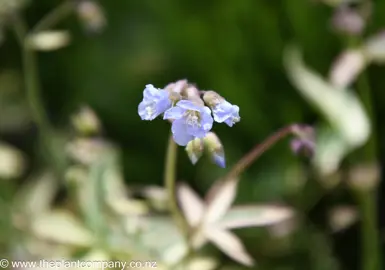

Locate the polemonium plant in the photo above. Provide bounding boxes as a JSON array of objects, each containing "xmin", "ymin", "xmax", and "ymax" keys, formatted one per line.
[{"xmin": 138, "ymin": 80, "xmax": 241, "ymax": 167}]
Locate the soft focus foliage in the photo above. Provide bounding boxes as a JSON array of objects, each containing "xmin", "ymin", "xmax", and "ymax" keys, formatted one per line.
[{"xmin": 1, "ymin": 0, "xmax": 385, "ymax": 269}]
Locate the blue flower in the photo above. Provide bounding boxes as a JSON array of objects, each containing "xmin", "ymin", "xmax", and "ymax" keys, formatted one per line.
[
  {"xmin": 138, "ymin": 84, "xmax": 172, "ymax": 120},
  {"xmin": 212, "ymin": 100, "xmax": 240, "ymax": 127},
  {"xmin": 164, "ymin": 100, "xmax": 214, "ymax": 146}
]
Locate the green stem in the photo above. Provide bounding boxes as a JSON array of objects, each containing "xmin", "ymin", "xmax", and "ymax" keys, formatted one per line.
[
  {"xmin": 13, "ymin": 17, "xmax": 64, "ymax": 176},
  {"xmin": 355, "ymin": 75, "xmax": 380, "ymax": 270},
  {"xmin": 357, "ymin": 73, "xmax": 377, "ymax": 160},
  {"xmin": 355, "ymin": 42, "xmax": 380, "ymax": 270},
  {"xmin": 164, "ymin": 135, "xmax": 188, "ymax": 236},
  {"xmin": 11, "ymin": 3, "xmax": 76, "ymax": 176},
  {"xmin": 357, "ymin": 189, "xmax": 380, "ymax": 270},
  {"xmin": 31, "ymin": 1, "xmax": 75, "ymax": 33},
  {"xmin": 343, "ymin": 16, "xmax": 380, "ymax": 268},
  {"xmin": 13, "ymin": 17, "xmax": 51, "ymax": 134}
]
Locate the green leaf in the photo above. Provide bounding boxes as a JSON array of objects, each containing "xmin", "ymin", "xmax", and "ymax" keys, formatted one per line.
[
  {"xmin": 138, "ymin": 216, "xmax": 187, "ymax": 265},
  {"xmin": 13, "ymin": 171, "xmax": 58, "ymax": 218},
  {"xmin": 31, "ymin": 210, "xmax": 94, "ymax": 247},
  {"xmin": 285, "ymin": 46, "xmax": 371, "ymax": 174}
]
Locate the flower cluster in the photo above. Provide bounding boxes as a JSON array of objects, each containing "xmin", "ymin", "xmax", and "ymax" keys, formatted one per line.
[{"xmin": 138, "ymin": 80, "xmax": 240, "ymax": 167}]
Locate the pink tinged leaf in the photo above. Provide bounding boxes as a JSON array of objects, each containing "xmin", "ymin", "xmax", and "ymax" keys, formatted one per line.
[
  {"xmin": 364, "ymin": 30, "xmax": 385, "ymax": 63},
  {"xmin": 329, "ymin": 49, "xmax": 366, "ymax": 88},
  {"xmin": 177, "ymin": 183, "xmax": 205, "ymax": 227},
  {"xmin": 204, "ymin": 179, "xmax": 238, "ymax": 225},
  {"xmin": 216, "ymin": 205, "xmax": 295, "ymax": 229},
  {"xmin": 205, "ymin": 227, "xmax": 255, "ymax": 267}
]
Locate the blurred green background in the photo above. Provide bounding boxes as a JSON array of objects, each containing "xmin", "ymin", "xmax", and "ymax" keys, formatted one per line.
[{"xmin": 1, "ymin": 0, "xmax": 385, "ymax": 269}]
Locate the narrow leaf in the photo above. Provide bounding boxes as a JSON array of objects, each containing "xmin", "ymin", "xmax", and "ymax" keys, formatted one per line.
[
  {"xmin": 204, "ymin": 179, "xmax": 238, "ymax": 225},
  {"xmin": 285, "ymin": 46, "xmax": 370, "ymax": 174},
  {"xmin": 177, "ymin": 183, "xmax": 205, "ymax": 227},
  {"xmin": 216, "ymin": 205, "xmax": 295, "ymax": 229},
  {"xmin": 205, "ymin": 227, "xmax": 254, "ymax": 267},
  {"xmin": 364, "ymin": 30, "xmax": 385, "ymax": 63},
  {"xmin": 285, "ymin": 46, "xmax": 370, "ymax": 148},
  {"xmin": 27, "ymin": 31, "xmax": 71, "ymax": 51},
  {"xmin": 329, "ymin": 49, "xmax": 366, "ymax": 88}
]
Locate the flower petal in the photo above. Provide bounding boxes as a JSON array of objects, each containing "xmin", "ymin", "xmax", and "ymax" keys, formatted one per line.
[
  {"xmin": 223, "ymin": 105, "xmax": 240, "ymax": 127},
  {"xmin": 139, "ymin": 85, "xmax": 171, "ymax": 120},
  {"xmin": 164, "ymin": 106, "xmax": 184, "ymax": 120},
  {"xmin": 143, "ymin": 84, "xmax": 159, "ymax": 100},
  {"xmin": 212, "ymin": 101, "xmax": 233, "ymax": 123},
  {"xmin": 200, "ymin": 107, "xmax": 214, "ymax": 132},
  {"xmin": 172, "ymin": 119, "xmax": 194, "ymax": 146},
  {"xmin": 176, "ymin": 100, "xmax": 201, "ymax": 111}
]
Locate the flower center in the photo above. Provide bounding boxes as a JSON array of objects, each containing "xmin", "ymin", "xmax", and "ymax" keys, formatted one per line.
[
  {"xmin": 231, "ymin": 115, "xmax": 240, "ymax": 124},
  {"xmin": 185, "ymin": 110, "xmax": 201, "ymax": 128},
  {"xmin": 145, "ymin": 103, "xmax": 156, "ymax": 117}
]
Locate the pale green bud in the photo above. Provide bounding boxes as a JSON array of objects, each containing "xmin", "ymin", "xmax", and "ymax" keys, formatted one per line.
[
  {"xmin": 203, "ymin": 132, "xmax": 225, "ymax": 168},
  {"xmin": 347, "ymin": 163, "xmax": 380, "ymax": 191},
  {"xmin": 71, "ymin": 106, "xmax": 101, "ymax": 136},
  {"xmin": 0, "ymin": 142, "xmax": 25, "ymax": 179},
  {"xmin": 186, "ymin": 138, "xmax": 204, "ymax": 165}
]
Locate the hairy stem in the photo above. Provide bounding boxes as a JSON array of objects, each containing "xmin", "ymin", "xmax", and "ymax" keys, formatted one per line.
[{"xmin": 225, "ymin": 124, "xmax": 300, "ymax": 180}]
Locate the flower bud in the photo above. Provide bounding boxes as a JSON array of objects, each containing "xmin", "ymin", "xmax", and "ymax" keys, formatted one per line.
[
  {"xmin": 328, "ymin": 205, "xmax": 357, "ymax": 232},
  {"xmin": 168, "ymin": 91, "xmax": 182, "ymax": 104},
  {"xmin": 331, "ymin": 6, "xmax": 365, "ymax": 36},
  {"xmin": 71, "ymin": 106, "xmax": 101, "ymax": 136},
  {"xmin": 164, "ymin": 80, "xmax": 189, "ymax": 104},
  {"xmin": 347, "ymin": 163, "xmax": 380, "ymax": 191},
  {"xmin": 65, "ymin": 165, "xmax": 88, "ymax": 185},
  {"xmin": 76, "ymin": 0, "xmax": 106, "ymax": 33},
  {"xmin": 164, "ymin": 79, "xmax": 188, "ymax": 95},
  {"xmin": 203, "ymin": 132, "xmax": 225, "ymax": 168},
  {"xmin": 185, "ymin": 138, "xmax": 204, "ymax": 165},
  {"xmin": 185, "ymin": 86, "xmax": 204, "ymax": 106},
  {"xmin": 0, "ymin": 142, "xmax": 25, "ymax": 179},
  {"xmin": 202, "ymin": 91, "xmax": 223, "ymax": 107},
  {"xmin": 66, "ymin": 138, "xmax": 112, "ymax": 165},
  {"xmin": 290, "ymin": 125, "xmax": 316, "ymax": 157}
]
